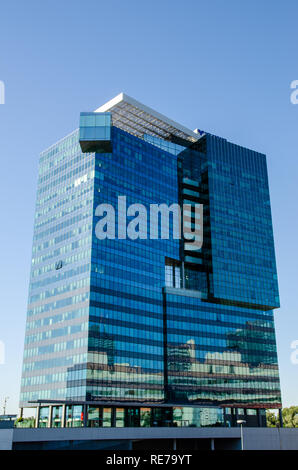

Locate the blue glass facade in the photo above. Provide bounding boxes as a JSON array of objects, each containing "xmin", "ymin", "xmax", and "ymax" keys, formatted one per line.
[
  {"xmin": 87, "ymin": 126, "xmax": 179, "ymax": 402},
  {"xmin": 20, "ymin": 99, "xmax": 281, "ymax": 422},
  {"xmin": 205, "ymin": 135, "xmax": 279, "ymax": 309},
  {"xmin": 20, "ymin": 130, "xmax": 93, "ymax": 403}
]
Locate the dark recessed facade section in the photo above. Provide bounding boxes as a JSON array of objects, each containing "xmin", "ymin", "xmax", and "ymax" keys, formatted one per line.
[
  {"xmin": 79, "ymin": 111, "xmax": 112, "ymax": 153},
  {"xmin": 79, "ymin": 140, "xmax": 112, "ymax": 153}
]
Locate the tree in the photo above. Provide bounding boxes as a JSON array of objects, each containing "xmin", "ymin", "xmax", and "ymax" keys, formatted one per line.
[
  {"xmin": 266, "ymin": 407, "xmax": 298, "ymax": 428},
  {"xmin": 282, "ymin": 407, "xmax": 298, "ymax": 428},
  {"xmin": 266, "ymin": 411, "xmax": 279, "ymax": 427}
]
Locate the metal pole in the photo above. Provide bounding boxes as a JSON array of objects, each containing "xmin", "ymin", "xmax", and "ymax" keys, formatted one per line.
[
  {"xmin": 48, "ymin": 405, "xmax": 53, "ymax": 428},
  {"xmin": 237, "ymin": 419, "xmax": 246, "ymax": 450},
  {"xmin": 83, "ymin": 404, "xmax": 88, "ymax": 427},
  {"xmin": 36, "ymin": 405, "xmax": 41, "ymax": 428},
  {"xmin": 3, "ymin": 396, "xmax": 9, "ymax": 415},
  {"xmin": 278, "ymin": 408, "xmax": 283, "ymax": 428},
  {"xmin": 61, "ymin": 404, "xmax": 66, "ymax": 428}
]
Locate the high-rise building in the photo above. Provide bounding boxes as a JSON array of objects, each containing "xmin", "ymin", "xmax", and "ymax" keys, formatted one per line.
[{"xmin": 20, "ymin": 93, "xmax": 281, "ymax": 428}]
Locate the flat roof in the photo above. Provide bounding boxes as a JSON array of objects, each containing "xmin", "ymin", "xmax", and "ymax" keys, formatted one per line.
[{"xmin": 95, "ymin": 92, "xmax": 202, "ymax": 143}]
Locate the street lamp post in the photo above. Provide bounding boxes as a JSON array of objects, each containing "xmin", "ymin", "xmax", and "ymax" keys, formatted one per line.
[{"xmin": 237, "ymin": 419, "xmax": 246, "ymax": 450}]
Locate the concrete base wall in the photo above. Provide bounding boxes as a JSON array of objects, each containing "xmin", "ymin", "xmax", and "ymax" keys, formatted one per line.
[
  {"xmin": 10, "ymin": 427, "xmax": 298, "ymax": 450},
  {"xmin": 243, "ymin": 428, "xmax": 298, "ymax": 450},
  {"xmin": 0, "ymin": 430, "xmax": 13, "ymax": 450}
]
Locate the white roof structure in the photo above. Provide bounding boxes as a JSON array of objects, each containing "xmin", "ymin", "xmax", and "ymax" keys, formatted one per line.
[{"xmin": 95, "ymin": 92, "xmax": 201, "ymax": 143}]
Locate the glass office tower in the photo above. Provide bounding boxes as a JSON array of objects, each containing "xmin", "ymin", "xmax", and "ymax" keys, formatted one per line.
[{"xmin": 20, "ymin": 93, "xmax": 281, "ymax": 428}]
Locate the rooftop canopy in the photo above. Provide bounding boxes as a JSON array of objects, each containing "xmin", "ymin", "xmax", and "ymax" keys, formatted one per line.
[{"xmin": 95, "ymin": 92, "xmax": 203, "ymax": 143}]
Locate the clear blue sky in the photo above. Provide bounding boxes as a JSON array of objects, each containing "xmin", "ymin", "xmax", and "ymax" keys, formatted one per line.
[{"xmin": 0, "ymin": 0, "xmax": 297, "ymax": 414}]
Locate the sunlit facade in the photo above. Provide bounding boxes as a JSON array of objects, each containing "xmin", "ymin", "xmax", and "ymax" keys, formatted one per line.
[{"xmin": 20, "ymin": 93, "xmax": 281, "ymax": 428}]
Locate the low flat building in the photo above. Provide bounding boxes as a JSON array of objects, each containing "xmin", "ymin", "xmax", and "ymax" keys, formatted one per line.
[{"xmin": 1, "ymin": 426, "xmax": 297, "ymax": 450}]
